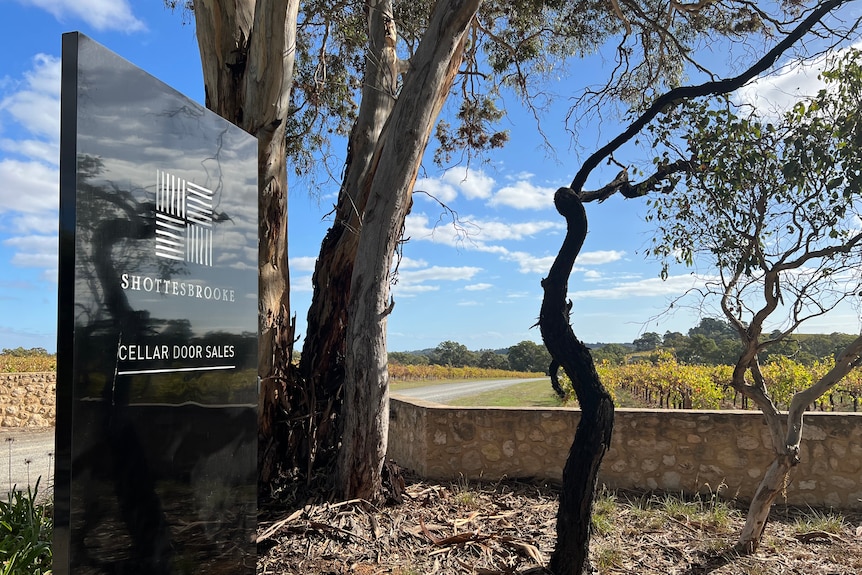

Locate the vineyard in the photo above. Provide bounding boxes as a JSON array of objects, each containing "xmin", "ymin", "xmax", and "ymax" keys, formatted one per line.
[
  {"xmin": 389, "ymin": 363, "xmax": 544, "ymax": 382},
  {"xmin": 0, "ymin": 354, "xmax": 55, "ymax": 373},
  {"xmin": 0, "ymin": 353, "xmax": 543, "ymax": 382},
  {"xmin": 593, "ymin": 353, "xmax": 862, "ymax": 412},
  {"xmin": 6, "ymin": 350, "xmax": 861, "ymax": 412}
]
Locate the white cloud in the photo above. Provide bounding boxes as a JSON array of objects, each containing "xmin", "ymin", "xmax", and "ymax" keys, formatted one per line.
[
  {"xmin": 415, "ymin": 168, "xmax": 555, "ymax": 211},
  {"xmin": 735, "ymin": 40, "xmax": 862, "ymax": 116},
  {"xmin": 504, "ymin": 251, "xmax": 556, "ymax": 274},
  {"xmin": 405, "ymin": 212, "xmax": 562, "ymax": 249},
  {"xmin": 0, "ymin": 54, "xmax": 62, "ymax": 241},
  {"xmin": 736, "ymin": 61, "xmax": 825, "ymax": 116},
  {"xmin": 0, "ymin": 56, "xmax": 60, "ymax": 141},
  {"xmin": 19, "ymin": 0, "xmax": 146, "ymax": 32},
  {"xmin": 397, "ymin": 265, "xmax": 481, "ymax": 285},
  {"xmin": 406, "ymin": 213, "xmax": 620, "ymax": 275},
  {"xmin": 0, "ymin": 160, "xmax": 58, "ymax": 214},
  {"xmin": 392, "ymin": 264, "xmax": 481, "ymax": 297},
  {"xmin": 291, "ymin": 274, "xmax": 314, "ymax": 292},
  {"xmin": 10, "ymin": 250, "xmax": 57, "ymax": 270},
  {"xmin": 501, "ymin": 248, "xmax": 625, "ymax": 275},
  {"xmin": 4, "ymin": 235, "xmax": 57, "ymax": 271},
  {"xmin": 473, "ymin": 220, "xmax": 562, "ymax": 242},
  {"xmin": 0, "ymin": 54, "xmax": 60, "ymax": 160},
  {"xmin": 415, "ymin": 177, "xmax": 457, "ymax": 203},
  {"xmin": 395, "ymin": 284, "xmax": 439, "ymax": 295},
  {"xmin": 464, "ymin": 283, "xmax": 492, "ymax": 291},
  {"xmin": 8, "ymin": 213, "xmax": 56, "ymax": 235},
  {"xmin": 290, "ymin": 256, "xmax": 318, "ymax": 272},
  {"xmin": 396, "ymin": 256, "xmax": 428, "ymax": 269},
  {"xmin": 415, "ymin": 167, "xmax": 496, "ymax": 205},
  {"xmin": 490, "ymin": 180, "xmax": 555, "ymax": 210},
  {"xmin": 571, "ymin": 274, "xmax": 713, "ymax": 300},
  {"xmin": 0, "ymin": 55, "xmax": 78, "ymax": 279},
  {"xmin": 0, "ymin": 139, "xmax": 57, "ymax": 165},
  {"xmin": 576, "ymin": 250, "xmax": 625, "ymax": 265},
  {"xmin": 442, "ymin": 167, "xmax": 494, "ymax": 200}
]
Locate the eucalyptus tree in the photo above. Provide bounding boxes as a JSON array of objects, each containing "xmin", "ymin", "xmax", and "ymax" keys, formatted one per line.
[
  {"xmin": 172, "ymin": 0, "xmax": 850, "ymax": 513},
  {"xmin": 169, "ymin": 0, "xmax": 301, "ymax": 480},
  {"xmin": 644, "ymin": 48, "xmax": 862, "ymax": 552},
  {"xmin": 539, "ymin": 3, "xmax": 856, "ymax": 571}
]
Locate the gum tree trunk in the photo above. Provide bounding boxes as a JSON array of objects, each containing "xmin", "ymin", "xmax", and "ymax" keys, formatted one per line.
[
  {"xmin": 191, "ymin": 0, "xmax": 300, "ymax": 481},
  {"xmin": 335, "ymin": 0, "xmax": 481, "ymax": 501},
  {"xmin": 299, "ymin": 0, "xmax": 402, "ymax": 471}
]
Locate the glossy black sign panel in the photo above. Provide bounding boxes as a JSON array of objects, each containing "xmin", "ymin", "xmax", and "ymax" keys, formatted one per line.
[{"xmin": 55, "ymin": 33, "xmax": 258, "ymax": 575}]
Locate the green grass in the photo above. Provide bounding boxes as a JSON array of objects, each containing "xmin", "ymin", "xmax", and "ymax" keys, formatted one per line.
[
  {"xmin": 451, "ymin": 475, "xmax": 483, "ymax": 509},
  {"xmin": 793, "ymin": 508, "xmax": 845, "ymax": 534},
  {"xmin": 0, "ymin": 480, "xmax": 53, "ymax": 575},
  {"xmin": 444, "ymin": 377, "xmax": 655, "ymax": 408},
  {"xmin": 447, "ymin": 378, "xmax": 562, "ymax": 408},
  {"xmin": 592, "ymin": 489, "xmax": 617, "ymax": 536}
]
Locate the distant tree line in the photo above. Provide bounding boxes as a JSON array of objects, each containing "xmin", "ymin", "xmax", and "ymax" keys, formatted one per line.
[
  {"xmin": 393, "ymin": 319, "xmax": 859, "ymax": 373},
  {"xmin": 388, "ymin": 340, "xmax": 552, "ymax": 374},
  {"xmin": 592, "ymin": 318, "xmax": 858, "ymax": 367},
  {"xmin": 1, "ymin": 347, "xmax": 52, "ymax": 357}
]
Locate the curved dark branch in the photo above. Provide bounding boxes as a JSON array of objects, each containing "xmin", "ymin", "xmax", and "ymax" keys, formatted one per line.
[
  {"xmin": 570, "ymin": 0, "xmax": 848, "ymax": 194},
  {"xmin": 581, "ymin": 157, "xmax": 693, "ymax": 202}
]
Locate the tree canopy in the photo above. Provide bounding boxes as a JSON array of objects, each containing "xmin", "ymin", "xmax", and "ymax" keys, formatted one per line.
[
  {"xmin": 639, "ymin": 43, "xmax": 862, "ymax": 554},
  {"xmin": 273, "ymin": 0, "xmax": 818, "ymax": 181}
]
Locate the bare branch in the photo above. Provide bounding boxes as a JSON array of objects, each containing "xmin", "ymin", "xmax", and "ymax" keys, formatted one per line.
[{"xmin": 572, "ymin": 0, "xmax": 849, "ymax": 196}]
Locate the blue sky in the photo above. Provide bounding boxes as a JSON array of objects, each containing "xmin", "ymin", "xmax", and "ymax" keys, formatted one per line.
[{"xmin": 1, "ymin": 1, "xmax": 861, "ymax": 354}]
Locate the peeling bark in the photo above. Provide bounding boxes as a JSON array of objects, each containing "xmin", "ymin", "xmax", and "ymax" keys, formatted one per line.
[
  {"xmin": 335, "ymin": 0, "xmax": 481, "ymax": 501},
  {"xmin": 299, "ymin": 0, "xmax": 402, "ymax": 472}
]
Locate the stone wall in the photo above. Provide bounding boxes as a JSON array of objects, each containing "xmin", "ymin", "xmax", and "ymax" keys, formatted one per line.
[
  {"xmin": 0, "ymin": 372, "xmax": 56, "ymax": 428},
  {"xmin": 389, "ymin": 396, "xmax": 862, "ymax": 510}
]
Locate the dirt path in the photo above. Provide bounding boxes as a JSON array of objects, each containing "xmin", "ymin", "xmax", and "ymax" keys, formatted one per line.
[
  {"xmin": 0, "ymin": 427, "xmax": 55, "ymax": 496},
  {"xmin": 392, "ymin": 377, "xmax": 548, "ymax": 403}
]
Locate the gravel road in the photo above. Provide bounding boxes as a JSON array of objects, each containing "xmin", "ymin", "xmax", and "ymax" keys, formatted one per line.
[
  {"xmin": 1, "ymin": 428, "xmax": 55, "ymax": 497},
  {"xmin": 391, "ymin": 377, "xmax": 548, "ymax": 404}
]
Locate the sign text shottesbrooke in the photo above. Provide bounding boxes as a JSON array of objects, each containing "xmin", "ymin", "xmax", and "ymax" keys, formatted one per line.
[{"xmin": 120, "ymin": 273, "xmax": 236, "ymax": 302}]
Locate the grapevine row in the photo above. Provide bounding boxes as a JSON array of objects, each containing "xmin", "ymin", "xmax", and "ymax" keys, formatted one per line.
[
  {"xmin": 593, "ymin": 353, "xmax": 862, "ymax": 412},
  {"xmin": 389, "ymin": 363, "xmax": 544, "ymax": 382}
]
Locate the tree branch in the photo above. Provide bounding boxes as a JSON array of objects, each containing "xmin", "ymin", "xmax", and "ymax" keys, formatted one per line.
[{"xmin": 573, "ymin": 0, "xmax": 848, "ymax": 196}]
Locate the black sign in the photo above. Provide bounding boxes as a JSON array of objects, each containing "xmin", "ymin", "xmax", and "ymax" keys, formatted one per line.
[{"xmin": 55, "ymin": 33, "xmax": 258, "ymax": 575}]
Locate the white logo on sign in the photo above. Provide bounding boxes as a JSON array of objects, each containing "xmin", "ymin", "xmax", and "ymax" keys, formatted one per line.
[{"xmin": 155, "ymin": 170, "xmax": 213, "ymax": 266}]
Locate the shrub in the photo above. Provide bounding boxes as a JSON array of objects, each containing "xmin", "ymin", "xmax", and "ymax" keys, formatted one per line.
[{"xmin": 0, "ymin": 480, "xmax": 52, "ymax": 575}]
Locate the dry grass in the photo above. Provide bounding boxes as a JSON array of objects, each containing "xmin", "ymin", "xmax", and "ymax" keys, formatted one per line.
[{"xmin": 256, "ymin": 476, "xmax": 862, "ymax": 574}]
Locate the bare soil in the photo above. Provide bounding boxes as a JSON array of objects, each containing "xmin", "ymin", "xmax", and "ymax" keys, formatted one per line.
[{"xmin": 256, "ymin": 476, "xmax": 862, "ymax": 575}]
